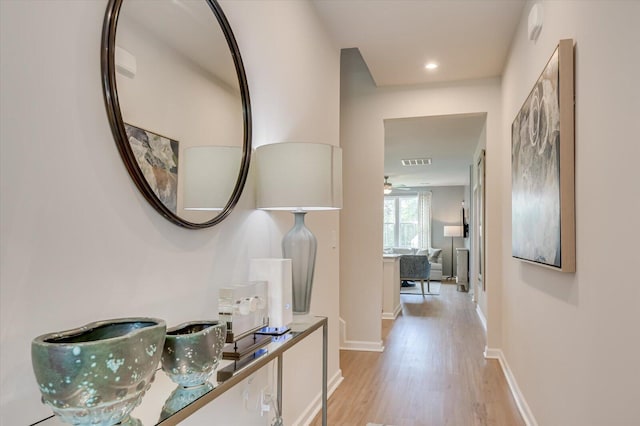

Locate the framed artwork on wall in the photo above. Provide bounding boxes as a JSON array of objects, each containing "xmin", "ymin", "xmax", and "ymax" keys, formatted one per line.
[
  {"xmin": 124, "ymin": 123, "xmax": 179, "ymax": 214},
  {"xmin": 511, "ymin": 39, "xmax": 575, "ymax": 272}
]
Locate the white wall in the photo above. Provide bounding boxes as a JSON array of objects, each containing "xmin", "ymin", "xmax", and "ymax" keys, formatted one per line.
[
  {"xmin": 0, "ymin": 1, "xmax": 341, "ymax": 424},
  {"xmin": 340, "ymin": 48, "xmax": 503, "ymax": 349},
  {"xmin": 499, "ymin": 1, "xmax": 640, "ymax": 424},
  {"xmin": 222, "ymin": 1, "xmax": 342, "ymax": 422}
]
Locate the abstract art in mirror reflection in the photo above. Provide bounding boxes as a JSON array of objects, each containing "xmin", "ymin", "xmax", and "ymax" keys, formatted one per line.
[{"xmin": 124, "ymin": 123, "xmax": 178, "ymax": 213}]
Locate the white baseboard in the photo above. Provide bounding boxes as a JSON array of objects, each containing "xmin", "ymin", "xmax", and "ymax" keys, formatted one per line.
[
  {"xmin": 483, "ymin": 346, "xmax": 501, "ymax": 359},
  {"xmin": 340, "ymin": 339, "xmax": 385, "ymax": 352},
  {"xmin": 381, "ymin": 303, "xmax": 401, "ymax": 320},
  {"xmin": 293, "ymin": 369, "xmax": 344, "ymax": 426},
  {"xmin": 484, "ymin": 347, "xmax": 538, "ymax": 426},
  {"xmin": 476, "ymin": 305, "xmax": 487, "ymax": 332}
]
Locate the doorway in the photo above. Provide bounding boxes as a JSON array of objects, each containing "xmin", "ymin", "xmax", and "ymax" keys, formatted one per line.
[{"xmin": 383, "ymin": 113, "xmax": 486, "ymax": 294}]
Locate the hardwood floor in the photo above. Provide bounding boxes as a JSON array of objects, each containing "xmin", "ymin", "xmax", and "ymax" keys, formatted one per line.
[{"xmin": 310, "ymin": 283, "xmax": 524, "ymax": 426}]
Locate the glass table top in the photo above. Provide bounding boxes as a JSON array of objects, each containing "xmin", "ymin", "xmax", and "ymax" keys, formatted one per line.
[{"xmin": 33, "ymin": 316, "xmax": 326, "ymax": 426}]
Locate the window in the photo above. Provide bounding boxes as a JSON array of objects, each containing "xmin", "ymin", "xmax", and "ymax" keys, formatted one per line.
[
  {"xmin": 384, "ymin": 195, "xmax": 418, "ymax": 248},
  {"xmin": 384, "ymin": 192, "xmax": 431, "ymax": 248}
]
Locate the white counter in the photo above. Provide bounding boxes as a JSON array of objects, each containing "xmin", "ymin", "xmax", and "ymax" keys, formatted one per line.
[{"xmin": 382, "ymin": 255, "xmax": 402, "ymax": 319}]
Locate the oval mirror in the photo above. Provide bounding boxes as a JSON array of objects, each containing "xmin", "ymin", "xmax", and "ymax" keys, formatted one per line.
[{"xmin": 101, "ymin": 0, "xmax": 251, "ymax": 229}]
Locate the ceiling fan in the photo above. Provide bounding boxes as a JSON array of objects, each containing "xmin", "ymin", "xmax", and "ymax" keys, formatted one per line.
[{"xmin": 384, "ymin": 176, "xmax": 409, "ymax": 194}]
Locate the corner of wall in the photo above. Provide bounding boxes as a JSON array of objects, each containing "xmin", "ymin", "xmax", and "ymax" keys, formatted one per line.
[
  {"xmin": 484, "ymin": 348, "xmax": 538, "ymax": 426},
  {"xmin": 338, "ymin": 317, "xmax": 385, "ymax": 352}
]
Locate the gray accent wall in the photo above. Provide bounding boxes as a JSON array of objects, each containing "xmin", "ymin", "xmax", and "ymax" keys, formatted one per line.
[{"xmin": 430, "ymin": 185, "xmax": 466, "ymax": 278}]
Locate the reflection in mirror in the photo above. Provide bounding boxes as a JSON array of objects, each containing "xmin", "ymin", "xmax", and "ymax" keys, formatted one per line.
[
  {"xmin": 102, "ymin": 0, "xmax": 251, "ymax": 228},
  {"xmin": 183, "ymin": 146, "xmax": 242, "ymax": 211},
  {"xmin": 124, "ymin": 123, "xmax": 179, "ymax": 213},
  {"xmin": 159, "ymin": 382, "xmax": 214, "ymax": 422}
]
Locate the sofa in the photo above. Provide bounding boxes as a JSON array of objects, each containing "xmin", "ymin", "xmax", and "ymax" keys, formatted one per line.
[{"xmin": 383, "ymin": 247, "xmax": 443, "ymax": 281}]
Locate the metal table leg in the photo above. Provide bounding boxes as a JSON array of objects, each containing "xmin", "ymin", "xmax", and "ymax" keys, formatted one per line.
[
  {"xmin": 277, "ymin": 355, "xmax": 283, "ymax": 418},
  {"xmin": 322, "ymin": 320, "xmax": 327, "ymax": 426}
]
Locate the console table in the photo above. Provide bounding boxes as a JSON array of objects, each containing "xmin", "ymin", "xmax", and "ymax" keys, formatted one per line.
[{"xmin": 31, "ymin": 316, "xmax": 328, "ymax": 426}]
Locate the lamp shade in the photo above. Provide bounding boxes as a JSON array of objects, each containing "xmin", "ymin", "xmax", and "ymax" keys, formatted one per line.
[
  {"xmin": 444, "ymin": 225, "xmax": 463, "ymax": 238},
  {"xmin": 183, "ymin": 146, "xmax": 241, "ymax": 210},
  {"xmin": 255, "ymin": 142, "xmax": 342, "ymax": 211}
]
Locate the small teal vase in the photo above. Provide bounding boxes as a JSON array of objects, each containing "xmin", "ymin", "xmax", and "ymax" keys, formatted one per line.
[{"xmin": 161, "ymin": 320, "xmax": 226, "ymax": 388}]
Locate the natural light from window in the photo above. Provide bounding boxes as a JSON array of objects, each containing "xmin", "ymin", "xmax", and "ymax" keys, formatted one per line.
[
  {"xmin": 384, "ymin": 192, "xmax": 431, "ymax": 249},
  {"xmin": 384, "ymin": 195, "xmax": 418, "ymax": 247}
]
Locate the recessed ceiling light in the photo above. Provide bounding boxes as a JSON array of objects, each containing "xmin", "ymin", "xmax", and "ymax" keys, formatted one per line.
[{"xmin": 425, "ymin": 62, "xmax": 438, "ymax": 70}]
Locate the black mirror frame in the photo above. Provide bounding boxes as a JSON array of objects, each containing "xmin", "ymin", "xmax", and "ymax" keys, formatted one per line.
[{"xmin": 101, "ymin": 0, "xmax": 252, "ymax": 229}]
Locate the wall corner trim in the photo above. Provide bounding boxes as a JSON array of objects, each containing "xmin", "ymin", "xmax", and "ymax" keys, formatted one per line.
[
  {"xmin": 339, "ymin": 317, "xmax": 385, "ymax": 352},
  {"xmin": 484, "ymin": 347, "xmax": 538, "ymax": 426},
  {"xmin": 382, "ymin": 304, "xmax": 402, "ymax": 320},
  {"xmin": 475, "ymin": 304, "xmax": 487, "ymax": 332},
  {"xmin": 292, "ymin": 369, "xmax": 344, "ymax": 426}
]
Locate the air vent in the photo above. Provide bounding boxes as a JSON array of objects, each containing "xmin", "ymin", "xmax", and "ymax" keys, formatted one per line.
[{"xmin": 401, "ymin": 158, "xmax": 432, "ymax": 166}]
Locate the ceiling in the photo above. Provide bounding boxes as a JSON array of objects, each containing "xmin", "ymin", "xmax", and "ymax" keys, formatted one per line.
[
  {"xmin": 311, "ymin": 0, "xmax": 525, "ymax": 188},
  {"xmin": 384, "ymin": 113, "xmax": 487, "ymax": 188},
  {"xmin": 121, "ymin": 0, "xmax": 238, "ymax": 90},
  {"xmin": 311, "ymin": 0, "xmax": 525, "ymax": 87}
]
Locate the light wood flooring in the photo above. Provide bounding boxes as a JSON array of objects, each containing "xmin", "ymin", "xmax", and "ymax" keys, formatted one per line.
[{"xmin": 310, "ymin": 283, "xmax": 524, "ymax": 426}]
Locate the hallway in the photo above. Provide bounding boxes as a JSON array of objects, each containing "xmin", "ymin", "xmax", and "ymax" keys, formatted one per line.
[{"xmin": 311, "ymin": 283, "xmax": 524, "ymax": 426}]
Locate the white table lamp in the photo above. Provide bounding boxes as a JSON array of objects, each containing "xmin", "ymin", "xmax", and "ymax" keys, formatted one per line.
[
  {"xmin": 183, "ymin": 146, "xmax": 241, "ymax": 211},
  {"xmin": 255, "ymin": 142, "xmax": 342, "ymax": 315}
]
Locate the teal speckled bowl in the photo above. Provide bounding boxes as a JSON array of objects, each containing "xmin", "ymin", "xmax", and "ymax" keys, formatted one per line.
[
  {"xmin": 31, "ymin": 317, "xmax": 166, "ymax": 426},
  {"xmin": 161, "ymin": 320, "xmax": 226, "ymax": 388}
]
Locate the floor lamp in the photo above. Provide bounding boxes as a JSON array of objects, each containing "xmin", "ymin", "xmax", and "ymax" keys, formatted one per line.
[{"xmin": 443, "ymin": 225, "xmax": 463, "ymax": 279}]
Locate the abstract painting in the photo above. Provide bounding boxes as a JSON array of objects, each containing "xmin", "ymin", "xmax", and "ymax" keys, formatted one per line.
[
  {"xmin": 124, "ymin": 123, "xmax": 179, "ymax": 213},
  {"xmin": 511, "ymin": 39, "xmax": 575, "ymax": 272}
]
